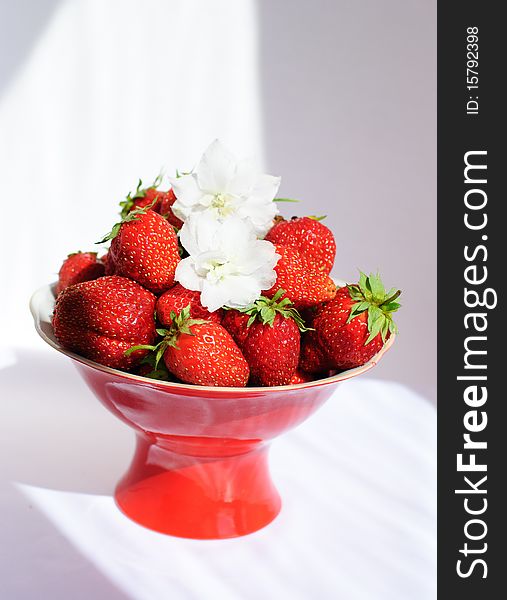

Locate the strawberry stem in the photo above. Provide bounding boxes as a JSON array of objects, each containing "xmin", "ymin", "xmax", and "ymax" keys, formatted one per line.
[
  {"xmin": 234, "ymin": 290, "xmax": 312, "ymax": 332},
  {"xmin": 97, "ymin": 198, "xmax": 158, "ymax": 244},
  {"xmin": 379, "ymin": 289, "xmax": 402, "ymax": 307}
]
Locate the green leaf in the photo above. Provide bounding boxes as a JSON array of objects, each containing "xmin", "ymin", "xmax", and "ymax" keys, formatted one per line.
[
  {"xmin": 98, "ymin": 198, "xmax": 157, "ymax": 244},
  {"xmin": 175, "ymin": 168, "xmax": 193, "ymax": 178},
  {"xmin": 380, "ymin": 318, "xmax": 390, "ymax": 342},
  {"xmin": 273, "ymin": 198, "xmax": 300, "ymax": 203},
  {"xmin": 365, "ymin": 314, "xmax": 385, "ymax": 345},
  {"xmin": 155, "ymin": 344, "xmax": 166, "ymax": 367},
  {"xmin": 124, "ymin": 344, "xmax": 157, "ymax": 356},
  {"xmin": 259, "ymin": 305, "xmax": 273, "ymax": 326},
  {"xmin": 358, "ymin": 271, "xmax": 368, "ymax": 293},
  {"xmin": 143, "ymin": 368, "xmax": 171, "ymax": 381},
  {"xmin": 367, "ymin": 305, "xmax": 383, "ymax": 333},
  {"xmin": 151, "ymin": 171, "xmax": 164, "ymax": 189},
  {"xmin": 347, "ymin": 284, "xmax": 363, "ymax": 302},
  {"xmin": 347, "ymin": 302, "xmax": 367, "ymax": 323},
  {"xmin": 96, "ymin": 222, "xmax": 121, "ymax": 244},
  {"xmin": 368, "ymin": 273, "xmax": 386, "ymax": 303},
  {"xmin": 285, "ymin": 308, "xmax": 313, "ymax": 332},
  {"xmin": 134, "ymin": 179, "xmax": 145, "ymax": 197},
  {"xmin": 359, "ymin": 273, "xmax": 373, "ymax": 303},
  {"xmin": 271, "ymin": 288, "xmax": 286, "ymax": 302},
  {"xmin": 381, "ymin": 301, "xmax": 401, "ymax": 313}
]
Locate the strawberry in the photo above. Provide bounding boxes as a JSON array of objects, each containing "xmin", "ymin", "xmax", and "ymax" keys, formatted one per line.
[
  {"xmin": 298, "ymin": 335, "xmax": 333, "ymax": 373},
  {"xmin": 221, "ymin": 310, "xmax": 251, "ymax": 349},
  {"xmin": 120, "ymin": 177, "xmax": 183, "ymax": 229},
  {"xmin": 222, "ymin": 290, "xmax": 308, "ymax": 386},
  {"xmin": 300, "ymin": 272, "xmax": 401, "ymax": 371},
  {"xmin": 52, "ymin": 276, "xmax": 157, "ymax": 370},
  {"xmin": 101, "ymin": 251, "xmax": 115, "ymax": 275},
  {"xmin": 265, "ymin": 216, "xmax": 336, "ymax": 274},
  {"xmin": 56, "ymin": 251, "xmax": 105, "ymax": 294},
  {"xmin": 128, "ymin": 306, "xmax": 249, "ymax": 387},
  {"xmin": 100, "ymin": 206, "xmax": 180, "ymax": 295},
  {"xmin": 157, "ymin": 188, "xmax": 183, "ymax": 230},
  {"xmin": 157, "ymin": 283, "xmax": 223, "ymax": 327},
  {"xmin": 289, "ymin": 369, "xmax": 314, "ymax": 385},
  {"xmin": 266, "ymin": 244, "xmax": 336, "ymax": 309}
]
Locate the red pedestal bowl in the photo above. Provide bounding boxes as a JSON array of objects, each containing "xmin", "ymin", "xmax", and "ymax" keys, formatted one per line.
[{"xmin": 31, "ymin": 283, "xmax": 394, "ymax": 539}]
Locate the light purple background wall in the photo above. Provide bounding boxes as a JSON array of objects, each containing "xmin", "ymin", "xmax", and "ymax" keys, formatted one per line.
[{"xmin": 258, "ymin": 0, "xmax": 437, "ymax": 400}]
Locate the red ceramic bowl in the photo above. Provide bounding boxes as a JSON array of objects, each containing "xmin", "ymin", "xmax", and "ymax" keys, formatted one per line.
[{"xmin": 30, "ymin": 282, "xmax": 395, "ymax": 539}]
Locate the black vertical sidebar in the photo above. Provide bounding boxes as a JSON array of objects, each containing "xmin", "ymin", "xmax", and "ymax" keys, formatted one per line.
[{"xmin": 438, "ymin": 2, "xmax": 504, "ymax": 598}]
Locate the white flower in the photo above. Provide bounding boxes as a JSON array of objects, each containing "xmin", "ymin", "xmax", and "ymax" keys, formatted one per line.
[
  {"xmin": 169, "ymin": 140, "xmax": 281, "ymax": 237},
  {"xmin": 175, "ymin": 214, "xmax": 280, "ymax": 312}
]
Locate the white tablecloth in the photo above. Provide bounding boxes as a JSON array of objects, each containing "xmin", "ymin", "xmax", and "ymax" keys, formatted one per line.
[{"xmin": 0, "ymin": 347, "xmax": 436, "ymax": 600}]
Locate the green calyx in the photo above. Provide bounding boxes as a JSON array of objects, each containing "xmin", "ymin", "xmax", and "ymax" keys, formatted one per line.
[
  {"xmin": 124, "ymin": 305, "xmax": 206, "ymax": 368},
  {"xmin": 273, "ymin": 197, "xmax": 300, "ymax": 203},
  {"xmin": 235, "ymin": 289, "xmax": 312, "ymax": 332},
  {"xmin": 97, "ymin": 198, "xmax": 157, "ymax": 244},
  {"xmin": 347, "ymin": 272, "xmax": 401, "ymax": 345},
  {"xmin": 175, "ymin": 168, "xmax": 193, "ymax": 179},
  {"xmin": 137, "ymin": 352, "xmax": 172, "ymax": 381},
  {"xmin": 119, "ymin": 173, "xmax": 164, "ymax": 219}
]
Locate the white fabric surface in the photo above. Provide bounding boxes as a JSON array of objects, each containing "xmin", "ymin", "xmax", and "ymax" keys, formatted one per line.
[{"xmin": 0, "ymin": 346, "xmax": 436, "ymax": 600}]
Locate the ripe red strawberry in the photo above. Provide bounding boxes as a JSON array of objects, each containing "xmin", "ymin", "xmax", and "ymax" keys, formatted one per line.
[
  {"xmin": 289, "ymin": 369, "xmax": 314, "ymax": 385},
  {"xmin": 265, "ymin": 216, "xmax": 336, "ymax": 274},
  {"xmin": 120, "ymin": 178, "xmax": 183, "ymax": 229},
  {"xmin": 221, "ymin": 310, "xmax": 251, "ymax": 349},
  {"xmin": 57, "ymin": 251, "xmax": 105, "ymax": 294},
  {"xmin": 101, "ymin": 207, "xmax": 180, "ymax": 295},
  {"xmin": 298, "ymin": 335, "xmax": 333, "ymax": 373},
  {"xmin": 101, "ymin": 251, "xmax": 114, "ymax": 275},
  {"xmin": 222, "ymin": 290, "xmax": 308, "ymax": 386},
  {"xmin": 157, "ymin": 284, "xmax": 223, "ymax": 327},
  {"xmin": 52, "ymin": 276, "xmax": 157, "ymax": 370},
  {"xmin": 129, "ymin": 306, "xmax": 249, "ymax": 387},
  {"xmin": 266, "ymin": 244, "xmax": 336, "ymax": 309},
  {"xmin": 158, "ymin": 188, "xmax": 183, "ymax": 230},
  {"xmin": 300, "ymin": 272, "xmax": 401, "ymax": 371}
]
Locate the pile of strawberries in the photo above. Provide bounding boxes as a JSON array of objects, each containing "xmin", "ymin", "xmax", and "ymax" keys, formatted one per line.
[{"xmin": 52, "ymin": 179, "xmax": 401, "ymax": 387}]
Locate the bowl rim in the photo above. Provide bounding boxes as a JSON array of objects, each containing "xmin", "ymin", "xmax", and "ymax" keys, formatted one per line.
[{"xmin": 30, "ymin": 282, "xmax": 395, "ymax": 394}]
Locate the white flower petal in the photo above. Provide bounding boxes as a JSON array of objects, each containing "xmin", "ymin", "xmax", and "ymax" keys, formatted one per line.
[
  {"xmin": 196, "ymin": 140, "xmax": 236, "ymax": 193},
  {"xmin": 249, "ymin": 173, "xmax": 281, "ymax": 203},
  {"xmin": 235, "ymin": 239, "xmax": 278, "ymax": 274},
  {"xmin": 216, "ymin": 217, "xmax": 255, "ymax": 256},
  {"xmin": 225, "ymin": 275, "xmax": 263, "ymax": 308},
  {"xmin": 171, "ymin": 140, "xmax": 281, "ymax": 233},
  {"xmin": 227, "ymin": 158, "xmax": 257, "ymax": 196},
  {"xmin": 179, "ymin": 212, "xmax": 221, "ymax": 256},
  {"xmin": 237, "ymin": 199, "xmax": 278, "ymax": 237},
  {"xmin": 175, "ymin": 258, "xmax": 202, "ymax": 292},
  {"xmin": 200, "ymin": 278, "xmax": 237, "ymax": 312},
  {"xmin": 168, "ymin": 174, "xmax": 201, "ymax": 206},
  {"xmin": 169, "ymin": 175, "xmax": 207, "ymax": 222}
]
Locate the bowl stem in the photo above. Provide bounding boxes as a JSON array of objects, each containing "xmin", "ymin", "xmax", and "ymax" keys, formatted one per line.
[{"xmin": 115, "ymin": 433, "xmax": 282, "ymax": 539}]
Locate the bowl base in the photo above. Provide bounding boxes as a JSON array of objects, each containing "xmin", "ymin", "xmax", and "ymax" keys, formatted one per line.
[{"xmin": 115, "ymin": 434, "xmax": 282, "ymax": 539}]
